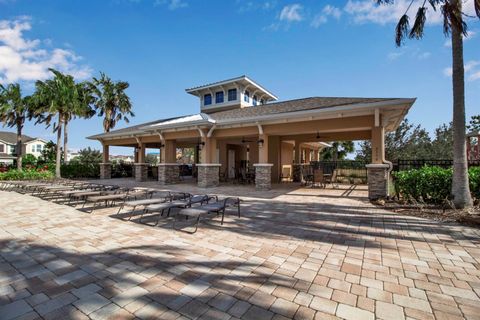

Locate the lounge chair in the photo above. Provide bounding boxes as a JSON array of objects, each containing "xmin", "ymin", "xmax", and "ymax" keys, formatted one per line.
[
  {"xmin": 116, "ymin": 191, "xmax": 173, "ymax": 217},
  {"xmin": 84, "ymin": 188, "xmax": 154, "ymax": 213},
  {"xmin": 140, "ymin": 194, "xmax": 209, "ymax": 225},
  {"xmin": 174, "ymin": 197, "xmax": 241, "ymax": 233}
]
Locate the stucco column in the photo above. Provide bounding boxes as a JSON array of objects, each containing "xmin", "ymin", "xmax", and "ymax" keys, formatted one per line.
[
  {"xmin": 371, "ymin": 126, "xmax": 385, "ymax": 164},
  {"xmin": 197, "ymin": 137, "xmax": 221, "ymax": 187},
  {"xmin": 313, "ymin": 149, "xmax": 319, "ymax": 161},
  {"xmin": 254, "ymin": 134, "xmax": 273, "ymax": 190},
  {"xmin": 367, "ymin": 126, "xmax": 389, "ymax": 199},
  {"xmin": 100, "ymin": 144, "xmax": 111, "ymax": 179},
  {"xmin": 164, "ymin": 140, "xmax": 177, "ymax": 163},
  {"xmin": 134, "ymin": 142, "xmax": 147, "ymax": 182},
  {"xmin": 304, "ymin": 147, "xmax": 311, "ymax": 163}
]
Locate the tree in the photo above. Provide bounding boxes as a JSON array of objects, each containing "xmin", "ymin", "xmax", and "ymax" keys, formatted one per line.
[
  {"xmin": 71, "ymin": 147, "xmax": 103, "ymax": 164},
  {"xmin": 145, "ymin": 153, "xmax": 159, "ymax": 165},
  {"xmin": 0, "ymin": 83, "xmax": 33, "ymax": 170},
  {"xmin": 377, "ymin": 0, "xmax": 479, "ymax": 208},
  {"xmin": 33, "ymin": 69, "xmax": 94, "ymax": 178},
  {"xmin": 89, "ymin": 72, "xmax": 133, "ymax": 133},
  {"xmin": 40, "ymin": 141, "xmax": 57, "ymax": 164},
  {"xmin": 467, "ymin": 115, "xmax": 480, "ymax": 133},
  {"xmin": 320, "ymin": 141, "xmax": 355, "ymax": 161},
  {"xmin": 430, "ymin": 122, "xmax": 454, "ymax": 158}
]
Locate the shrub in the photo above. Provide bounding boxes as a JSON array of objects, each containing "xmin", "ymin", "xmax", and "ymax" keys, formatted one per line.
[
  {"xmin": 0, "ymin": 169, "xmax": 54, "ymax": 181},
  {"xmin": 394, "ymin": 166, "xmax": 480, "ymax": 204},
  {"xmin": 61, "ymin": 162, "xmax": 100, "ymax": 179},
  {"xmin": 393, "ymin": 166, "xmax": 452, "ymax": 204},
  {"xmin": 469, "ymin": 167, "xmax": 480, "ymax": 199}
]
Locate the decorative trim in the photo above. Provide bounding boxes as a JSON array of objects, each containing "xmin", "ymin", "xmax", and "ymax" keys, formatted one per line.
[
  {"xmin": 134, "ymin": 163, "xmax": 148, "ymax": 166},
  {"xmin": 196, "ymin": 163, "xmax": 221, "ymax": 167},
  {"xmin": 253, "ymin": 163, "xmax": 274, "ymax": 167},
  {"xmin": 158, "ymin": 163, "xmax": 180, "ymax": 166},
  {"xmin": 366, "ymin": 164, "xmax": 390, "ymax": 169}
]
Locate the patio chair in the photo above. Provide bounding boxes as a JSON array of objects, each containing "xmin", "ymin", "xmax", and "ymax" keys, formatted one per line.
[
  {"xmin": 141, "ymin": 194, "xmax": 210, "ymax": 225},
  {"xmin": 324, "ymin": 169, "xmax": 338, "ymax": 188},
  {"xmin": 312, "ymin": 169, "xmax": 325, "ymax": 188},
  {"xmin": 174, "ymin": 197, "xmax": 241, "ymax": 233}
]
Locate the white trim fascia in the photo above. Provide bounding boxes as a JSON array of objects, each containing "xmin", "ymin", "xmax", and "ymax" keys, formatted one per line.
[{"xmin": 186, "ymin": 76, "xmax": 278, "ymax": 101}]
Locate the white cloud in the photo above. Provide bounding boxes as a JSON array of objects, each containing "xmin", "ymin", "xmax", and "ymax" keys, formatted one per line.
[
  {"xmin": 154, "ymin": 0, "xmax": 187, "ymax": 10},
  {"xmin": 279, "ymin": 4, "xmax": 303, "ymax": 22},
  {"xmin": 237, "ymin": 1, "xmax": 277, "ymax": 13},
  {"xmin": 387, "ymin": 46, "xmax": 431, "ymax": 61},
  {"xmin": 0, "ymin": 17, "xmax": 92, "ymax": 84},
  {"xmin": 443, "ymin": 60, "xmax": 480, "ymax": 81},
  {"xmin": 344, "ymin": 0, "xmax": 476, "ymax": 26},
  {"xmin": 311, "ymin": 5, "xmax": 342, "ymax": 28}
]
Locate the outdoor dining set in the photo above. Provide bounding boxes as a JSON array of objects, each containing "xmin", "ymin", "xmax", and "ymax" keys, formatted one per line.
[{"xmin": 0, "ymin": 179, "xmax": 241, "ymax": 233}]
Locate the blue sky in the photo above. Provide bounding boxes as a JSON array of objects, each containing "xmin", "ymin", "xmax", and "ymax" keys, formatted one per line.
[{"xmin": 0, "ymin": 0, "xmax": 479, "ymax": 155}]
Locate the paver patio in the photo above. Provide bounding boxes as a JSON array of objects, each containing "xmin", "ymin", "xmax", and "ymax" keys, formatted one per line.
[{"xmin": 0, "ymin": 183, "xmax": 479, "ymax": 320}]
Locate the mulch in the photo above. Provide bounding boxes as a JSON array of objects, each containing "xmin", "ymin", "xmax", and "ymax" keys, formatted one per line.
[{"xmin": 373, "ymin": 199, "xmax": 480, "ymax": 227}]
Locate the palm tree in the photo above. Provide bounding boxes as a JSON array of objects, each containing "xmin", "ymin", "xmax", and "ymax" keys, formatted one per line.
[
  {"xmin": 89, "ymin": 72, "xmax": 133, "ymax": 133},
  {"xmin": 33, "ymin": 69, "xmax": 94, "ymax": 178},
  {"xmin": 377, "ymin": 0, "xmax": 479, "ymax": 208},
  {"xmin": 320, "ymin": 141, "xmax": 355, "ymax": 161},
  {"xmin": 0, "ymin": 84, "xmax": 32, "ymax": 170}
]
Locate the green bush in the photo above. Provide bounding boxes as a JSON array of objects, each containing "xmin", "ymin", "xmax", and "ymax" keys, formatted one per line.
[
  {"xmin": 469, "ymin": 167, "xmax": 480, "ymax": 199},
  {"xmin": 394, "ymin": 166, "xmax": 480, "ymax": 204},
  {"xmin": 61, "ymin": 162, "xmax": 100, "ymax": 179},
  {"xmin": 0, "ymin": 169, "xmax": 54, "ymax": 181}
]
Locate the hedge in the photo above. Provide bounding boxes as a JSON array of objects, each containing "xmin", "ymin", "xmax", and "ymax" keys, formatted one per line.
[
  {"xmin": 393, "ymin": 166, "xmax": 480, "ymax": 204},
  {"xmin": 0, "ymin": 169, "xmax": 54, "ymax": 181}
]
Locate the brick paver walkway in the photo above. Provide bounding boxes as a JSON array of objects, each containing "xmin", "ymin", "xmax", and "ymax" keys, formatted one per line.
[{"xmin": 0, "ymin": 185, "xmax": 479, "ymax": 320}]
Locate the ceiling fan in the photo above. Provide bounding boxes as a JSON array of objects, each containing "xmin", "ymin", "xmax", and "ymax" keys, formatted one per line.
[{"xmin": 316, "ymin": 132, "xmax": 328, "ymax": 140}]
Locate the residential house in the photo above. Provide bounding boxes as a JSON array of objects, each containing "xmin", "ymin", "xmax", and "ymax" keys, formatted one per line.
[{"xmin": 0, "ymin": 131, "xmax": 47, "ymax": 164}]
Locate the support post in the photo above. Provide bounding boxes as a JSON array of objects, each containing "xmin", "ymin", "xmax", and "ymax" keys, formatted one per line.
[
  {"xmin": 254, "ymin": 134, "xmax": 273, "ymax": 190},
  {"xmin": 134, "ymin": 141, "xmax": 147, "ymax": 182},
  {"xmin": 100, "ymin": 143, "xmax": 111, "ymax": 179},
  {"xmin": 367, "ymin": 125, "xmax": 389, "ymax": 199}
]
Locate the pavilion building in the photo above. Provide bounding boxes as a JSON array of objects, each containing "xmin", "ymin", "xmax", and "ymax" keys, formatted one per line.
[{"xmin": 88, "ymin": 76, "xmax": 415, "ymax": 199}]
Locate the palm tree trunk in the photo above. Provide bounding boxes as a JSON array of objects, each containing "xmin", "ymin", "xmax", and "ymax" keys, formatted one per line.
[
  {"xmin": 16, "ymin": 121, "xmax": 23, "ymax": 171},
  {"xmin": 56, "ymin": 114, "xmax": 63, "ymax": 178},
  {"xmin": 451, "ymin": 0, "xmax": 472, "ymax": 209},
  {"xmin": 63, "ymin": 120, "xmax": 68, "ymax": 162}
]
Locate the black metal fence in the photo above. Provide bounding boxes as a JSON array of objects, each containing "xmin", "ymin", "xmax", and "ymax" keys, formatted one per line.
[{"xmin": 393, "ymin": 159, "xmax": 480, "ymax": 171}]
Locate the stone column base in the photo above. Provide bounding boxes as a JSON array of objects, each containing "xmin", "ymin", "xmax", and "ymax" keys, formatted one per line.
[
  {"xmin": 100, "ymin": 163, "xmax": 112, "ymax": 179},
  {"xmin": 134, "ymin": 163, "xmax": 148, "ymax": 182},
  {"xmin": 254, "ymin": 163, "xmax": 273, "ymax": 191},
  {"xmin": 366, "ymin": 164, "xmax": 390, "ymax": 200},
  {"xmin": 158, "ymin": 163, "xmax": 179, "ymax": 185},
  {"xmin": 197, "ymin": 164, "xmax": 221, "ymax": 188}
]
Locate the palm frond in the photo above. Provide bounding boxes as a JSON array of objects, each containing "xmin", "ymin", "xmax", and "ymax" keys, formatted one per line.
[
  {"xmin": 442, "ymin": 1, "xmax": 468, "ymax": 36},
  {"xmin": 475, "ymin": 0, "xmax": 480, "ymax": 18},
  {"xmin": 409, "ymin": 6, "xmax": 427, "ymax": 39},
  {"xmin": 428, "ymin": 0, "xmax": 441, "ymax": 11},
  {"xmin": 395, "ymin": 14, "xmax": 410, "ymax": 46}
]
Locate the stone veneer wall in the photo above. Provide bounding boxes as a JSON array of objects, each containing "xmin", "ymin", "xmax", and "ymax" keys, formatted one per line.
[
  {"xmin": 99, "ymin": 163, "xmax": 111, "ymax": 179},
  {"xmin": 197, "ymin": 164, "xmax": 220, "ymax": 188},
  {"xmin": 366, "ymin": 164, "xmax": 390, "ymax": 200},
  {"xmin": 158, "ymin": 164, "xmax": 180, "ymax": 185},
  {"xmin": 254, "ymin": 164, "xmax": 273, "ymax": 191},
  {"xmin": 134, "ymin": 163, "xmax": 148, "ymax": 182}
]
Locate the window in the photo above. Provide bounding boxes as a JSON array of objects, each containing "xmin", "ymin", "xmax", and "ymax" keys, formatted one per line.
[
  {"xmin": 228, "ymin": 89, "xmax": 237, "ymax": 101},
  {"xmin": 204, "ymin": 94, "xmax": 212, "ymax": 106},
  {"xmin": 36, "ymin": 144, "xmax": 42, "ymax": 153},
  {"xmin": 0, "ymin": 144, "xmax": 4, "ymax": 153},
  {"xmin": 9, "ymin": 146, "xmax": 16, "ymax": 155},
  {"xmin": 253, "ymin": 95, "xmax": 258, "ymax": 106},
  {"xmin": 244, "ymin": 91, "xmax": 250, "ymax": 102},
  {"xmin": 215, "ymin": 91, "xmax": 224, "ymax": 104}
]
